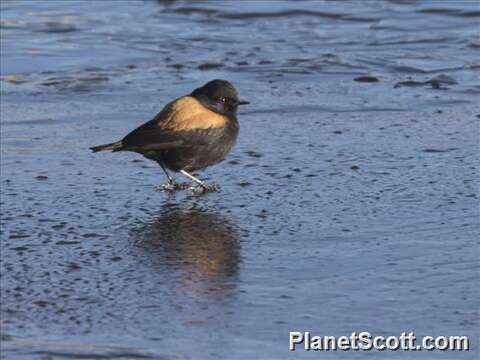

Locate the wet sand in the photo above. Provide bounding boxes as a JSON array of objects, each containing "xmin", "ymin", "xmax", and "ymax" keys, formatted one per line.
[{"xmin": 1, "ymin": 1, "xmax": 479, "ymax": 359}]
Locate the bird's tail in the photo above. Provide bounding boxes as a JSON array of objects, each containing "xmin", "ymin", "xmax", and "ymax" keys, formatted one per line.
[{"xmin": 90, "ymin": 141, "xmax": 123, "ymax": 153}]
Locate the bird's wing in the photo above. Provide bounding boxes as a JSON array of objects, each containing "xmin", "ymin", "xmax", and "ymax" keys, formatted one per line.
[
  {"xmin": 121, "ymin": 96, "xmax": 228, "ymax": 152},
  {"xmin": 121, "ymin": 119, "xmax": 185, "ymax": 151}
]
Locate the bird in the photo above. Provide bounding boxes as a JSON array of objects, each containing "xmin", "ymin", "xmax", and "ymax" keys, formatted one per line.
[{"xmin": 90, "ymin": 79, "xmax": 249, "ymax": 192}]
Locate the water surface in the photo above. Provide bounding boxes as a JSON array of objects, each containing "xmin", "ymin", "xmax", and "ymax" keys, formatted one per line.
[{"xmin": 1, "ymin": 1, "xmax": 479, "ymax": 359}]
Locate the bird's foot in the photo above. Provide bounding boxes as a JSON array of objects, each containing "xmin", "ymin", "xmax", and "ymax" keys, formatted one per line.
[
  {"xmin": 156, "ymin": 180, "xmax": 192, "ymax": 192},
  {"xmin": 192, "ymin": 182, "xmax": 221, "ymax": 194}
]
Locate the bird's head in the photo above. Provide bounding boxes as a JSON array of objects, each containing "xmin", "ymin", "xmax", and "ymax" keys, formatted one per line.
[{"xmin": 191, "ymin": 79, "xmax": 249, "ymax": 117}]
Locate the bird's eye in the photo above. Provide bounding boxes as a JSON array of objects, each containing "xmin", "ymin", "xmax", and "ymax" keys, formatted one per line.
[{"xmin": 219, "ymin": 97, "xmax": 226, "ymax": 103}]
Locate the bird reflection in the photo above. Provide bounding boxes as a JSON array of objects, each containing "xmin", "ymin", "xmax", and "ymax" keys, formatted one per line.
[{"xmin": 133, "ymin": 203, "xmax": 241, "ymax": 298}]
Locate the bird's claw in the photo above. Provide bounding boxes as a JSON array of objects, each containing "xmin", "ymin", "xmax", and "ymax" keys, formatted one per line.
[
  {"xmin": 156, "ymin": 180, "xmax": 220, "ymax": 194},
  {"xmin": 192, "ymin": 183, "xmax": 221, "ymax": 194},
  {"xmin": 156, "ymin": 180, "xmax": 191, "ymax": 192}
]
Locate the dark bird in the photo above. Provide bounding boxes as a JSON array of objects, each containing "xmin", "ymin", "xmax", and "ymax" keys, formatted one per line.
[{"xmin": 90, "ymin": 79, "xmax": 249, "ymax": 192}]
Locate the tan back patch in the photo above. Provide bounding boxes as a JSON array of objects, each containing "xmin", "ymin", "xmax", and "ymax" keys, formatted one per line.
[{"xmin": 158, "ymin": 96, "xmax": 227, "ymax": 131}]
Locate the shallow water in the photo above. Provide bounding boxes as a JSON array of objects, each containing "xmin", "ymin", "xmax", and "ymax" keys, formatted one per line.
[{"xmin": 1, "ymin": 0, "xmax": 479, "ymax": 359}]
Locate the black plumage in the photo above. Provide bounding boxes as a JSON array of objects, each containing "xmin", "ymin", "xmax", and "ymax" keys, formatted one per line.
[{"xmin": 90, "ymin": 79, "xmax": 248, "ymax": 191}]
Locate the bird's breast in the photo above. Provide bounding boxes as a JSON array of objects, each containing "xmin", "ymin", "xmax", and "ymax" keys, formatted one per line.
[
  {"xmin": 160, "ymin": 96, "xmax": 229, "ymax": 132},
  {"xmin": 163, "ymin": 121, "xmax": 239, "ymax": 172}
]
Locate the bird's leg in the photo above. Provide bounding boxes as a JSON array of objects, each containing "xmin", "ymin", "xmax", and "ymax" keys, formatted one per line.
[
  {"xmin": 179, "ymin": 170, "xmax": 206, "ymax": 187},
  {"xmin": 179, "ymin": 170, "xmax": 220, "ymax": 193},
  {"xmin": 159, "ymin": 162, "xmax": 173, "ymax": 183},
  {"xmin": 157, "ymin": 162, "xmax": 189, "ymax": 191}
]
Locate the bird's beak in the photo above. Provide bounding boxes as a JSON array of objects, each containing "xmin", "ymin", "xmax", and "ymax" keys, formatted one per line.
[{"xmin": 237, "ymin": 100, "xmax": 250, "ymax": 105}]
